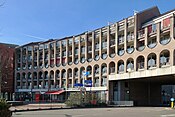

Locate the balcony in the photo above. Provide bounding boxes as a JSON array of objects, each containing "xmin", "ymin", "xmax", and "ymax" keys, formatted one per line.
[
  {"xmin": 75, "ymin": 49, "xmax": 79, "ymax": 55},
  {"xmin": 88, "ymin": 46, "xmax": 92, "ymax": 53},
  {"xmin": 62, "ymin": 51, "xmax": 66, "ymax": 57},
  {"xmin": 118, "ymin": 24, "xmax": 124, "ymax": 31},
  {"xmin": 68, "ymin": 51, "xmax": 72, "ymax": 56},
  {"xmin": 81, "ymin": 57, "xmax": 85, "ymax": 63},
  {"xmin": 95, "ymin": 44, "xmax": 99, "ymax": 50},
  {"xmin": 110, "ymin": 40, "xmax": 115, "ymax": 46},
  {"xmin": 127, "ymin": 34, "xmax": 134, "ymax": 42},
  {"xmin": 68, "ymin": 73, "xmax": 72, "ymax": 77},
  {"xmin": 81, "ymin": 47, "xmax": 85, "ymax": 54},
  {"xmin": 74, "ymin": 59, "xmax": 79, "ymax": 64},
  {"xmin": 138, "ymin": 30, "xmax": 145, "ymax": 39},
  {"xmin": 102, "ymin": 42, "xmax": 107, "ymax": 49},
  {"xmin": 74, "ymin": 39, "xmax": 79, "ymax": 45},
  {"xmin": 80, "ymin": 38, "xmax": 85, "ymax": 42},
  {"xmin": 102, "ymin": 53, "xmax": 107, "ymax": 59},
  {"xmin": 118, "ymin": 37, "xmax": 124, "ymax": 45}
]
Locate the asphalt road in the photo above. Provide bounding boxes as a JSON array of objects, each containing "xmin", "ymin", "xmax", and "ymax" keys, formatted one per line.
[{"xmin": 12, "ymin": 107, "xmax": 175, "ymax": 117}]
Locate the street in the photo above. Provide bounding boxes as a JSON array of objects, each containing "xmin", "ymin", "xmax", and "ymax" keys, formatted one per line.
[{"xmin": 12, "ymin": 107, "xmax": 175, "ymax": 117}]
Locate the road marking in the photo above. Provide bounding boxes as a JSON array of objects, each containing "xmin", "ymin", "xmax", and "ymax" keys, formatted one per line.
[{"xmin": 161, "ymin": 114, "xmax": 175, "ymax": 117}]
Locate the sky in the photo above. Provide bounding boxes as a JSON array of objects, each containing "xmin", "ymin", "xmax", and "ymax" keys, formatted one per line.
[{"xmin": 0, "ymin": 0, "xmax": 175, "ymax": 46}]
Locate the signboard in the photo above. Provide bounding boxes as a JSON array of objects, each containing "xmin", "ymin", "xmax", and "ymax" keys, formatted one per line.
[
  {"xmin": 84, "ymin": 80, "xmax": 92, "ymax": 87},
  {"xmin": 74, "ymin": 83, "xmax": 83, "ymax": 87}
]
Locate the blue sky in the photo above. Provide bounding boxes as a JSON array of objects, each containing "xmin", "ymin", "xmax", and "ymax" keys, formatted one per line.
[{"xmin": 0, "ymin": 0, "xmax": 175, "ymax": 45}]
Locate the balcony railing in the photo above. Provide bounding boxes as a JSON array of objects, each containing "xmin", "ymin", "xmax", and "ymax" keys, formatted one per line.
[
  {"xmin": 95, "ymin": 44, "xmax": 99, "ymax": 50},
  {"xmin": 102, "ymin": 42, "xmax": 107, "ymax": 49},
  {"xmin": 137, "ymin": 45, "xmax": 145, "ymax": 51},
  {"xmin": 138, "ymin": 30, "xmax": 145, "ymax": 39},
  {"xmin": 110, "ymin": 40, "xmax": 115, "ymax": 46},
  {"xmin": 127, "ymin": 34, "xmax": 134, "ymax": 42},
  {"xmin": 160, "ymin": 57, "xmax": 170, "ymax": 67}
]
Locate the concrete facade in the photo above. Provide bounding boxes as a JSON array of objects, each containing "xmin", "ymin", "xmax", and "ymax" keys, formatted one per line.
[{"xmin": 14, "ymin": 6, "xmax": 175, "ymax": 105}]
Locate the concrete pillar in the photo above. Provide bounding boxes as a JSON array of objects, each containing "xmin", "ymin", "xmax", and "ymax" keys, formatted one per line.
[
  {"xmin": 60, "ymin": 70, "xmax": 62, "ymax": 88},
  {"xmin": 85, "ymin": 33, "xmax": 88, "ymax": 60},
  {"xmin": 99, "ymin": 29, "xmax": 102, "ymax": 57},
  {"xmin": 107, "ymin": 26, "xmax": 110, "ymax": 55},
  {"xmin": 99, "ymin": 65, "xmax": 102, "ymax": 87},
  {"xmin": 170, "ymin": 16, "xmax": 174, "ymax": 39},
  {"xmin": 42, "ymin": 45, "xmax": 45, "ymax": 67},
  {"xmin": 134, "ymin": 15, "xmax": 137, "ymax": 48},
  {"xmin": 157, "ymin": 22, "xmax": 160, "ymax": 43},
  {"xmin": 72, "ymin": 37, "xmax": 75, "ymax": 63},
  {"xmin": 31, "ymin": 46, "xmax": 34, "ymax": 68},
  {"xmin": 66, "ymin": 39, "xmax": 68, "ymax": 64},
  {"xmin": 37, "ymin": 46, "xmax": 39, "ymax": 68},
  {"xmin": 124, "ymin": 19, "xmax": 127, "ymax": 51},
  {"xmin": 115, "ymin": 23, "xmax": 118, "ymax": 55},
  {"xmin": 60, "ymin": 41, "xmax": 62, "ymax": 64},
  {"xmin": 92, "ymin": 31, "xmax": 95, "ymax": 59},
  {"xmin": 54, "ymin": 42, "xmax": 56, "ymax": 66},
  {"xmin": 145, "ymin": 27, "xmax": 148, "ymax": 46},
  {"xmin": 72, "ymin": 69, "xmax": 74, "ymax": 88},
  {"xmin": 78, "ymin": 37, "xmax": 81, "ymax": 62}
]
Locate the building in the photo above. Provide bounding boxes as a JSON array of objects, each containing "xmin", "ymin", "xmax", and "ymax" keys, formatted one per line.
[
  {"xmin": 15, "ymin": 6, "xmax": 175, "ymax": 105},
  {"xmin": 0, "ymin": 43, "xmax": 17, "ymax": 100}
]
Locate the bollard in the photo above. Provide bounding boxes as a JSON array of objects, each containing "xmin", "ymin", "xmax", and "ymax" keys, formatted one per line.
[{"xmin": 170, "ymin": 98, "xmax": 174, "ymax": 108}]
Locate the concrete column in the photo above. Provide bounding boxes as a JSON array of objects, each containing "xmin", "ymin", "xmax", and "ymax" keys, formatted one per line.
[
  {"xmin": 92, "ymin": 31, "xmax": 95, "ymax": 59},
  {"xmin": 54, "ymin": 42, "xmax": 56, "ymax": 66},
  {"xmin": 107, "ymin": 26, "xmax": 110, "ymax": 55},
  {"xmin": 99, "ymin": 65, "xmax": 102, "ymax": 87},
  {"xmin": 72, "ymin": 69, "xmax": 74, "ymax": 88},
  {"xmin": 134, "ymin": 15, "xmax": 137, "ymax": 48},
  {"xmin": 91, "ymin": 66, "xmax": 94, "ymax": 87},
  {"xmin": 48, "ymin": 43, "xmax": 51, "ymax": 66},
  {"xmin": 145, "ymin": 27, "xmax": 148, "ymax": 46},
  {"xmin": 99, "ymin": 29, "xmax": 102, "ymax": 57},
  {"xmin": 48, "ymin": 71, "xmax": 50, "ymax": 90},
  {"xmin": 134, "ymin": 58, "xmax": 137, "ymax": 71},
  {"xmin": 66, "ymin": 39, "xmax": 68, "ymax": 64},
  {"xmin": 124, "ymin": 60, "xmax": 127, "ymax": 73},
  {"xmin": 170, "ymin": 49, "xmax": 174, "ymax": 66},
  {"xmin": 37, "ymin": 47, "xmax": 39, "ymax": 68},
  {"xmin": 170, "ymin": 16, "xmax": 174, "ymax": 39},
  {"xmin": 42, "ymin": 45, "xmax": 45, "ymax": 67},
  {"xmin": 145, "ymin": 55, "xmax": 148, "ymax": 70},
  {"xmin": 85, "ymin": 33, "xmax": 88, "ymax": 60},
  {"xmin": 78, "ymin": 37, "xmax": 81, "ymax": 62},
  {"xmin": 31, "ymin": 46, "xmax": 34, "ymax": 69},
  {"xmin": 60, "ymin": 70, "xmax": 62, "ymax": 88},
  {"xmin": 26, "ymin": 47, "xmax": 28, "ymax": 70},
  {"xmin": 118, "ymin": 81, "xmax": 121, "ymax": 101},
  {"xmin": 60, "ymin": 41, "xmax": 62, "ymax": 64},
  {"xmin": 124, "ymin": 19, "xmax": 127, "ymax": 51},
  {"xmin": 156, "ymin": 22, "xmax": 160, "ymax": 43},
  {"xmin": 115, "ymin": 23, "xmax": 118, "ymax": 55},
  {"xmin": 54, "ymin": 70, "xmax": 56, "ymax": 87},
  {"xmin": 20, "ymin": 48, "xmax": 23, "ymax": 69},
  {"xmin": 156, "ymin": 53, "xmax": 160, "ymax": 68},
  {"xmin": 65, "ymin": 70, "xmax": 68, "ymax": 89},
  {"xmin": 72, "ymin": 37, "xmax": 75, "ymax": 63}
]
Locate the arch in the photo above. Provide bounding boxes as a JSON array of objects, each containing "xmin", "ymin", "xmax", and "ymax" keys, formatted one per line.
[
  {"xmin": 118, "ymin": 60, "xmax": 124, "ymax": 73},
  {"xmin": 136, "ymin": 55, "xmax": 145, "ymax": 70},
  {"xmin": 56, "ymin": 70, "xmax": 60, "ymax": 78},
  {"xmin": 87, "ymin": 66, "xmax": 92, "ymax": 76},
  {"xmin": 74, "ymin": 68, "xmax": 78, "ymax": 78},
  {"xmin": 147, "ymin": 53, "xmax": 157, "ymax": 69},
  {"xmin": 101, "ymin": 63, "xmax": 107, "ymax": 75},
  {"xmin": 160, "ymin": 49, "xmax": 170, "ymax": 67},
  {"xmin": 61, "ymin": 69, "xmax": 66, "ymax": 78},
  {"xmin": 22, "ymin": 72, "xmax": 26, "ymax": 79},
  {"xmin": 44, "ymin": 71, "xmax": 48, "ymax": 79},
  {"xmin": 50, "ymin": 70, "xmax": 54, "ymax": 79},
  {"xmin": 94, "ymin": 64, "xmax": 99, "ymax": 75},
  {"xmin": 33, "ymin": 72, "xmax": 37, "ymax": 79},
  {"xmin": 126, "ymin": 58, "xmax": 134, "ymax": 72},
  {"xmin": 67, "ymin": 68, "xmax": 72, "ymax": 78},
  {"xmin": 109, "ymin": 61, "xmax": 115, "ymax": 74}
]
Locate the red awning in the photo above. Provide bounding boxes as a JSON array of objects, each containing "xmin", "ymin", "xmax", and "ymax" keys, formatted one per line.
[{"xmin": 45, "ymin": 90, "xmax": 65, "ymax": 95}]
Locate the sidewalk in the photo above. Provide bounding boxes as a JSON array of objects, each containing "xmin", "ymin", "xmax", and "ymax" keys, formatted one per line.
[{"xmin": 10, "ymin": 103, "xmax": 67, "ymax": 112}]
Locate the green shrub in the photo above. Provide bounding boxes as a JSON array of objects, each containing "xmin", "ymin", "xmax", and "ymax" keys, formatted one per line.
[
  {"xmin": 0, "ymin": 99, "xmax": 12, "ymax": 117},
  {"xmin": 65, "ymin": 92, "xmax": 104, "ymax": 107}
]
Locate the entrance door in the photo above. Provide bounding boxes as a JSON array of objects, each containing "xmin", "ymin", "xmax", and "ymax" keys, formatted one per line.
[{"xmin": 161, "ymin": 85, "xmax": 175, "ymax": 105}]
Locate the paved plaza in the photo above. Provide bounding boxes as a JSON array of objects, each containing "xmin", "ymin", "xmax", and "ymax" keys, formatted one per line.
[{"xmin": 12, "ymin": 107, "xmax": 175, "ymax": 117}]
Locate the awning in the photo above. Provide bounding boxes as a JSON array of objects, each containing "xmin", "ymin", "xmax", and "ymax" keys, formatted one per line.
[{"xmin": 45, "ymin": 90, "xmax": 65, "ymax": 95}]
